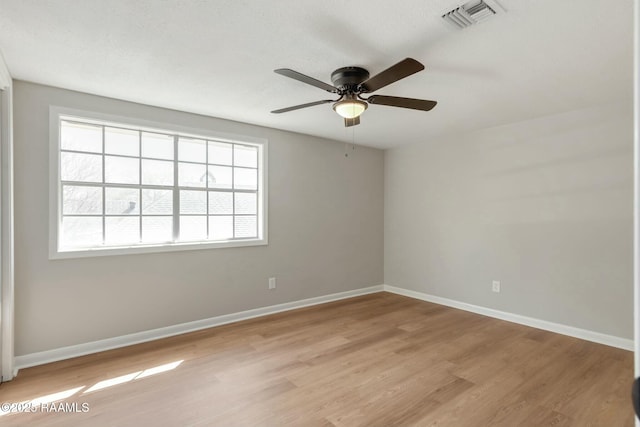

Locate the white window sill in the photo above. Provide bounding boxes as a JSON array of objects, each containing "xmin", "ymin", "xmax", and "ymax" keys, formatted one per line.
[{"xmin": 50, "ymin": 238, "xmax": 268, "ymax": 260}]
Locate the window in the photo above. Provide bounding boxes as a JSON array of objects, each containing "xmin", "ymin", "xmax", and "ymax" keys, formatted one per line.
[{"xmin": 50, "ymin": 107, "xmax": 267, "ymax": 258}]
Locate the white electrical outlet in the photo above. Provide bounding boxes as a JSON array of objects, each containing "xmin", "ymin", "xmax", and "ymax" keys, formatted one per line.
[
  {"xmin": 268, "ymin": 277, "xmax": 276, "ymax": 290},
  {"xmin": 492, "ymin": 280, "xmax": 501, "ymax": 293}
]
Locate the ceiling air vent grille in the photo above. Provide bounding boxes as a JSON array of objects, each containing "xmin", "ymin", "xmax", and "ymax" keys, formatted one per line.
[{"xmin": 442, "ymin": 0, "xmax": 498, "ymax": 29}]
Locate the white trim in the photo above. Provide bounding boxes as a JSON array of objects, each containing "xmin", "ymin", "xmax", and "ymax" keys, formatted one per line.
[
  {"xmin": 631, "ymin": 0, "xmax": 638, "ymax": 420},
  {"xmin": 50, "ymin": 238, "xmax": 268, "ymax": 260},
  {"xmin": 384, "ymin": 285, "xmax": 634, "ymax": 351},
  {"xmin": 634, "ymin": 0, "xmax": 640, "ymax": 379},
  {"xmin": 0, "ymin": 50, "xmax": 10, "ymax": 89},
  {"xmin": 14, "ymin": 283, "xmax": 633, "ymax": 372},
  {"xmin": 48, "ymin": 106, "xmax": 268, "ymax": 259},
  {"xmin": 14, "ymin": 285, "xmax": 384, "ymax": 370},
  {"xmin": 0, "ymin": 83, "xmax": 14, "ymax": 380}
]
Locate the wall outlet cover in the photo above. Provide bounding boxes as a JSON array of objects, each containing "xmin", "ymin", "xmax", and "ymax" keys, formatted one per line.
[{"xmin": 492, "ymin": 280, "xmax": 501, "ymax": 293}]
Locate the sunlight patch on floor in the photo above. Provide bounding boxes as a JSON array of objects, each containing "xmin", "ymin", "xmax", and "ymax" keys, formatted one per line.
[
  {"xmin": 84, "ymin": 360, "xmax": 184, "ymax": 393},
  {"xmin": 0, "ymin": 386, "xmax": 85, "ymax": 417}
]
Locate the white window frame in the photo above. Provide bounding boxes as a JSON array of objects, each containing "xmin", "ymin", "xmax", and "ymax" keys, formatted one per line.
[{"xmin": 49, "ymin": 106, "xmax": 268, "ymax": 259}]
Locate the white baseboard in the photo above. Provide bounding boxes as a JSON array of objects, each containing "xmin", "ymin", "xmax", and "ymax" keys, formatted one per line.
[
  {"xmin": 14, "ymin": 285, "xmax": 384, "ymax": 371},
  {"xmin": 383, "ymin": 285, "xmax": 634, "ymax": 351},
  {"xmin": 15, "ymin": 283, "xmax": 632, "ymax": 373}
]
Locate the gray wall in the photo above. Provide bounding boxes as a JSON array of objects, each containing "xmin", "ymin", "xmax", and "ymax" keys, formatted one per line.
[
  {"xmin": 13, "ymin": 79, "xmax": 632, "ymax": 357},
  {"xmin": 385, "ymin": 102, "xmax": 634, "ymax": 339},
  {"xmin": 13, "ymin": 81, "xmax": 384, "ymax": 356}
]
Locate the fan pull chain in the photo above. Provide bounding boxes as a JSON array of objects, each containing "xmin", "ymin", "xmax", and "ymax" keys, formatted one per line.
[{"xmin": 345, "ymin": 125, "xmax": 356, "ymax": 158}]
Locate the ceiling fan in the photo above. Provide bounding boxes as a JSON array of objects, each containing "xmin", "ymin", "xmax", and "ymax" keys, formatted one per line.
[{"xmin": 271, "ymin": 58, "xmax": 437, "ymax": 127}]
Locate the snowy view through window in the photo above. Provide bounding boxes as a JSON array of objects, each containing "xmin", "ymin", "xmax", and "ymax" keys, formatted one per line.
[{"xmin": 58, "ymin": 118, "xmax": 262, "ymax": 251}]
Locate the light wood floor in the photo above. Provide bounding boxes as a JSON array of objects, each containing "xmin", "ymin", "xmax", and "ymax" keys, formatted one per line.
[{"xmin": 0, "ymin": 292, "xmax": 634, "ymax": 426}]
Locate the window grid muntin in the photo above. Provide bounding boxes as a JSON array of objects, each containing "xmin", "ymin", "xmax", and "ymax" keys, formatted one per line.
[
  {"xmin": 59, "ymin": 119, "xmax": 260, "ymax": 250},
  {"xmin": 101, "ymin": 126, "xmax": 106, "ymax": 242},
  {"xmin": 172, "ymin": 134, "xmax": 180, "ymax": 241}
]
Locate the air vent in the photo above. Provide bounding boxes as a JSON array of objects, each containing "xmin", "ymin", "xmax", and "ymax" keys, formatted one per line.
[{"xmin": 442, "ymin": 0, "xmax": 501, "ymax": 29}]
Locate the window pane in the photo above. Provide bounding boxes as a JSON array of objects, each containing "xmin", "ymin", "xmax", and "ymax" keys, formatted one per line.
[
  {"xmin": 58, "ymin": 117, "xmax": 264, "ymax": 252},
  {"xmin": 105, "ymin": 127, "xmax": 139, "ymax": 156},
  {"xmin": 105, "ymin": 216, "xmax": 140, "ymax": 245},
  {"xmin": 235, "ymin": 215, "xmax": 257, "ymax": 238},
  {"xmin": 235, "ymin": 192, "xmax": 257, "ymax": 215},
  {"xmin": 142, "ymin": 159, "xmax": 173, "ymax": 186},
  {"xmin": 142, "ymin": 216, "xmax": 172, "ymax": 243},
  {"xmin": 61, "ymin": 121, "xmax": 102, "ymax": 153},
  {"xmin": 106, "ymin": 187, "xmax": 139, "ymax": 215},
  {"xmin": 179, "ymin": 216, "xmax": 207, "ymax": 241},
  {"xmin": 61, "ymin": 152, "xmax": 103, "ymax": 183},
  {"xmin": 178, "ymin": 162, "xmax": 207, "ymax": 188},
  {"xmin": 208, "ymin": 165, "xmax": 232, "ymax": 189},
  {"xmin": 62, "ymin": 185, "xmax": 102, "ymax": 215},
  {"xmin": 142, "ymin": 132, "xmax": 173, "ymax": 160},
  {"xmin": 61, "ymin": 216, "xmax": 102, "ymax": 247},
  {"xmin": 105, "ymin": 156, "xmax": 139, "ymax": 184},
  {"xmin": 180, "ymin": 190, "xmax": 206, "ymax": 214},
  {"xmin": 208, "ymin": 141, "xmax": 232, "ymax": 165},
  {"xmin": 208, "ymin": 191, "xmax": 232, "ymax": 214},
  {"xmin": 179, "ymin": 137, "xmax": 206, "ymax": 163},
  {"xmin": 142, "ymin": 189, "xmax": 173, "ymax": 214},
  {"xmin": 209, "ymin": 216, "xmax": 233, "ymax": 240},
  {"xmin": 234, "ymin": 168, "xmax": 257, "ymax": 190},
  {"xmin": 234, "ymin": 145, "xmax": 258, "ymax": 168}
]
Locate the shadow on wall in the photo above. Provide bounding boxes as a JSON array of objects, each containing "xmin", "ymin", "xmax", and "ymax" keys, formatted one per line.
[{"xmin": 475, "ymin": 104, "xmax": 632, "ymax": 226}]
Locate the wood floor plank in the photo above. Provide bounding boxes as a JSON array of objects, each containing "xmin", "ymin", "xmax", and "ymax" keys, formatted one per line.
[{"xmin": 0, "ymin": 292, "xmax": 633, "ymax": 426}]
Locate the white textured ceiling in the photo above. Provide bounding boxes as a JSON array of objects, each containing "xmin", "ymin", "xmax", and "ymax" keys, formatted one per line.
[{"xmin": 0, "ymin": 0, "xmax": 633, "ymax": 149}]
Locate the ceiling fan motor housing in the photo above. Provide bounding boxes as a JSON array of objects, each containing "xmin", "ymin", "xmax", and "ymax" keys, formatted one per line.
[{"xmin": 330, "ymin": 67, "xmax": 369, "ymax": 92}]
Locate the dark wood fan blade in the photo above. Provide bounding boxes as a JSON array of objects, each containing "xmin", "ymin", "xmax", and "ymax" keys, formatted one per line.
[
  {"xmin": 344, "ymin": 116, "xmax": 360, "ymax": 127},
  {"xmin": 367, "ymin": 95, "xmax": 437, "ymax": 111},
  {"xmin": 360, "ymin": 58, "xmax": 425, "ymax": 93},
  {"xmin": 271, "ymin": 99, "xmax": 335, "ymax": 114},
  {"xmin": 274, "ymin": 69, "xmax": 338, "ymax": 93}
]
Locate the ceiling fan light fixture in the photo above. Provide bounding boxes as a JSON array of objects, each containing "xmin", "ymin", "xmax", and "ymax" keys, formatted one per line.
[{"xmin": 333, "ymin": 99, "xmax": 368, "ymax": 119}]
